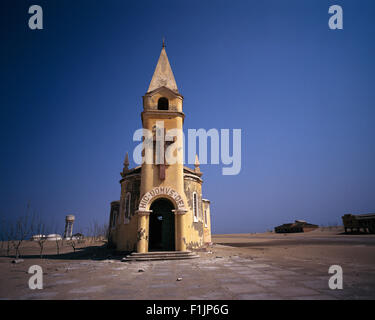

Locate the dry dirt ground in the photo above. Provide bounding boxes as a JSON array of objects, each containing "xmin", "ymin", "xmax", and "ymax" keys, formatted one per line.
[{"xmin": 0, "ymin": 227, "xmax": 374, "ymax": 300}]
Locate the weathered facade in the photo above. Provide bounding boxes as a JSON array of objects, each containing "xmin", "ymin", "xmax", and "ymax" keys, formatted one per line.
[{"xmin": 108, "ymin": 43, "xmax": 212, "ymax": 252}]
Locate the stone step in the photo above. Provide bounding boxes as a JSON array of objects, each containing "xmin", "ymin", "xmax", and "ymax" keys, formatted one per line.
[
  {"xmin": 131, "ymin": 250, "xmax": 193, "ymax": 256},
  {"xmin": 125, "ymin": 253, "xmax": 198, "ymax": 259},
  {"xmin": 122, "ymin": 251, "xmax": 199, "ymax": 262},
  {"xmin": 123, "ymin": 255, "xmax": 199, "ymax": 262}
]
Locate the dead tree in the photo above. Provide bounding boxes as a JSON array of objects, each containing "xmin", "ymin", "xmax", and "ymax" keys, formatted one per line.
[
  {"xmin": 102, "ymin": 223, "xmax": 109, "ymax": 241},
  {"xmin": 94, "ymin": 221, "xmax": 101, "ymax": 242},
  {"xmin": 0, "ymin": 218, "xmax": 5, "ymax": 250},
  {"xmin": 100, "ymin": 223, "xmax": 109, "ymax": 242},
  {"xmin": 87, "ymin": 220, "xmax": 101, "ymax": 243},
  {"xmin": 32, "ymin": 216, "xmax": 47, "ymax": 259},
  {"xmin": 2, "ymin": 222, "xmax": 12, "ymax": 257},
  {"xmin": 1, "ymin": 219, "xmax": 11, "ymax": 256},
  {"xmin": 88, "ymin": 220, "xmax": 108, "ymax": 243},
  {"xmin": 53, "ymin": 225, "xmax": 63, "ymax": 255},
  {"xmin": 55, "ymin": 236, "xmax": 62, "ymax": 255},
  {"xmin": 67, "ymin": 238, "xmax": 77, "ymax": 253},
  {"xmin": 9, "ymin": 206, "xmax": 34, "ymax": 259},
  {"xmin": 86, "ymin": 223, "xmax": 94, "ymax": 244}
]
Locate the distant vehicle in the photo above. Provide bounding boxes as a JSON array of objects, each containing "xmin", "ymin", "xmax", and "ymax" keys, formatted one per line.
[
  {"xmin": 275, "ymin": 220, "xmax": 319, "ymax": 233},
  {"xmin": 46, "ymin": 234, "xmax": 62, "ymax": 241},
  {"xmin": 342, "ymin": 213, "xmax": 375, "ymax": 234},
  {"xmin": 72, "ymin": 233, "xmax": 84, "ymax": 240},
  {"xmin": 32, "ymin": 234, "xmax": 63, "ymax": 241},
  {"xmin": 31, "ymin": 234, "xmax": 45, "ymax": 241}
]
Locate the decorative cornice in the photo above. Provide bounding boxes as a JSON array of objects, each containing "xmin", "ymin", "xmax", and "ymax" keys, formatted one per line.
[
  {"xmin": 184, "ymin": 173, "xmax": 203, "ymax": 183},
  {"xmin": 141, "ymin": 110, "xmax": 185, "ymax": 119},
  {"xmin": 136, "ymin": 210, "xmax": 152, "ymax": 216},
  {"xmin": 172, "ymin": 209, "xmax": 188, "ymax": 215},
  {"xmin": 144, "ymin": 86, "xmax": 184, "ymax": 99}
]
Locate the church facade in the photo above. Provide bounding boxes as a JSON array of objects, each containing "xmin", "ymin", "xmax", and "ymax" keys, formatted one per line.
[{"xmin": 108, "ymin": 43, "xmax": 212, "ymax": 253}]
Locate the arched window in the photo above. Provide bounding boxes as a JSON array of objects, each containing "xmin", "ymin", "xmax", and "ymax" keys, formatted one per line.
[
  {"xmin": 193, "ymin": 192, "xmax": 198, "ymax": 222},
  {"xmin": 157, "ymin": 97, "xmax": 169, "ymax": 110},
  {"xmin": 112, "ymin": 210, "xmax": 118, "ymax": 228},
  {"xmin": 124, "ymin": 192, "xmax": 131, "ymax": 220}
]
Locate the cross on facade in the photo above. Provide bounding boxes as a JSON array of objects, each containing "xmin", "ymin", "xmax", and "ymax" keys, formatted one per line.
[{"xmin": 154, "ymin": 125, "xmax": 174, "ymax": 180}]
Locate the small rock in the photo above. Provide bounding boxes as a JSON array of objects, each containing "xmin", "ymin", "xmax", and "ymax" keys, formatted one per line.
[
  {"xmin": 177, "ymin": 277, "xmax": 182, "ymax": 281},
  {"xmin": 207, "ymin": 251, "xmax": 213, "ymax": 254},
  {"xmin": 12, "ymin": 259, "xmax": 24, "ymax": 264}
]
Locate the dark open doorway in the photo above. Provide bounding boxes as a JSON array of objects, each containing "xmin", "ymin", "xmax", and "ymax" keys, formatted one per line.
[{"xmin": 149, "ymin": 198, "xmax": 175, "ymax": 251}]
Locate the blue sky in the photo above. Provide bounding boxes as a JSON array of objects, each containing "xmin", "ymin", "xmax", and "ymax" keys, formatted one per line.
[{"xmin": 1, "ymin": 0, "xmax": 374, "ymax": 235}]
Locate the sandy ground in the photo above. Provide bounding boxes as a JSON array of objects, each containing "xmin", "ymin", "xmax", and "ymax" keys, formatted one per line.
[{"xmin": 0, "ymin": 227, "xmax": 374, "ymax": 300}]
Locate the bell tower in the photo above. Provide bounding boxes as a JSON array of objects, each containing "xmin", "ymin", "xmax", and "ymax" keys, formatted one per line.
[
  {"xmin": 141, "ymin": 40, "xmax": 185, "ymax": 193},
  {"xmin": 137, "ymin": 41, "xmax": 188, "ymax": 253}
]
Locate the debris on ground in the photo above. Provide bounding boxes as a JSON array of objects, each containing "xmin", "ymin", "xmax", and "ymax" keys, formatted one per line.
[{"xmin": 11, "ymin": 259, "xmax": 24, "ymax": 264}]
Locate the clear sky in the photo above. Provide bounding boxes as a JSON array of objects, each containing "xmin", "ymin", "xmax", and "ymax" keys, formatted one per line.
[{"xmin": 1, "ymin": 0, "xmax": 374, "ymax": 235}]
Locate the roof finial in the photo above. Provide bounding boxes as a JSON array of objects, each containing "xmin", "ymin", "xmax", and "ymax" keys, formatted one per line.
[
  {"xmin": 124, "ymin": 152, "xmax": 129, "ymax": 167},
  {"xmin": 162, "ymin": 37, "xmax": 165, "ymax": 48},
  {"xmin": 194, "ymin": 154, "xmax": 201, "ymax": 174},
  {"xmin": 121, "ymin": 152, "xmax": 130, "ymax": 177}
]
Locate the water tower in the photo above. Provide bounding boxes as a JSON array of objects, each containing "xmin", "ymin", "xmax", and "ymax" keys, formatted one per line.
[{"xmin": 64, "ymin": 214, "xmax": 75, "ymax": 239}]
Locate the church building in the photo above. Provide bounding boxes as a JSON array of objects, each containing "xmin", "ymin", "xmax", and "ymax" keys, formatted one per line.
[{"xmin": 108, "ymin": 43, "xmax": 212, "ymax": 253}]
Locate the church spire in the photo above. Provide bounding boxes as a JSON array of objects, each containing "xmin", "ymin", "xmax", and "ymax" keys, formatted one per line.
[{"xmin": 147, "ymin": 40, "xmax": 178, "ymax": 93}]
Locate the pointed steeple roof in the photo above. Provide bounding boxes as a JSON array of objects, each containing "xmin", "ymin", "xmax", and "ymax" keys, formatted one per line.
[{"xmin": 147, "ymin": 41, "xmax": 178, "ymax": 93}]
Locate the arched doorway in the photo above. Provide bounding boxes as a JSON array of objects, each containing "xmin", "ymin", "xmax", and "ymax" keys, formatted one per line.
[{"xmin": 149, "ymin": 198, "xmax": 175, "ymax": 251}]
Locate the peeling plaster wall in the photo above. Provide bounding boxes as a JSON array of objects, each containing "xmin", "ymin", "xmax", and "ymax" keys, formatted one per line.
[
  {"xmin": 110, "ymin": 172, "xmax": 212, "ymax": 252},
  {"xmin": 183, "ymin": 177, "xmax": 205, "ymax": 249},
  {"xmin": 108, "ymin": 202, "xmax": 119, "ymax": 248},
  {"xmin": 112, "ymin": 175, "xmax": 141, "ymax": 251},
  {"xmin": 203, "ymin": 200, "xmax": 212, "ymax": 243}
]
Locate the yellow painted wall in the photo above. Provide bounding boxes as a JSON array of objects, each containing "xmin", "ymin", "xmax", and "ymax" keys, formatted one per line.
[
  {"xmin": 110, "ymin": 87, "xmax": 212, "ymax": 252},
  {"xmin": 203, "ymin": 200, "xmax": 212, "ymax": 243}
]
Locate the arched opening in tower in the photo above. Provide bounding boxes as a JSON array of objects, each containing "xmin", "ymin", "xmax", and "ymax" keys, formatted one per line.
[{"xmin": 157, "ymin": 97, "xmax": 169, "ymax": 110}]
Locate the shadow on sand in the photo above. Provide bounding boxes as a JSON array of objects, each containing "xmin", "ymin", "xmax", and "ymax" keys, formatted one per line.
[
  {"xmin": 338, "ymin": 231, "xmax": 375, "ymax": 235},
  {"xmin": 0, "ymin": 244, "xmax": 131, "ymax": 261}
]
